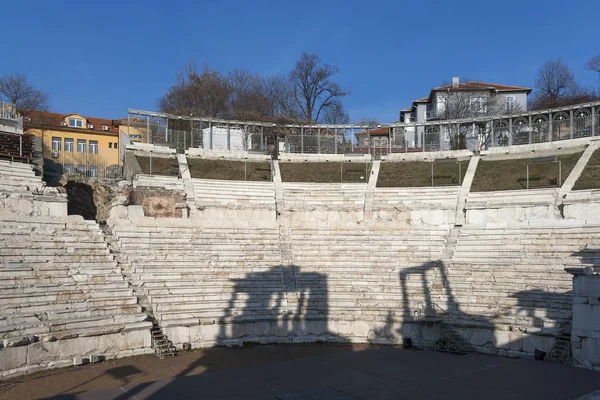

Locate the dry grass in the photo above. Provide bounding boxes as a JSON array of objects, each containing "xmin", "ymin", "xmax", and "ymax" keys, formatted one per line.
[
  {"xmin": 279, "ymin": 162, "xmax": 370, "ymax": 183},
  {"xmin": 471, "ymin": 151, "xmax": 583, "ymax": 192},
  {"xmin": 187, "ymin": 158, "xmax": 271, "ymax": 181},
  {"xmin": 135, "ymin": 156, "xmax": 180, "ymax": 177},
  {"xmin": 573, "ymin": 149, "xmax": 600, "ymax": 190},
  {"xmin": 377, "ymin": 161, "xmax": 468, "ymax": 187}
]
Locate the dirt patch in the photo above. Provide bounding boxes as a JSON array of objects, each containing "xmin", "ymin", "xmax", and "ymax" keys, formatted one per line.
[
  {"xmin": 377, "ymin": 161, "xmax": 468, "ymax": 187},
  {"xmin": 187, "ymin": 158, "xmax": 271, "ymax": 181},
  {"xmin": 279, "ymin": 162, "xmax": 370, "ymax": 183},
  {"xmin": 471, "ymin": 151, "xmax": 582, "ymax": 192},
  {"xmin": 0, "ymin": 344, "xmax": 368, "ymax": 399},
  {"xmin": 129, "ymin": 187, "xmax": 185, "ymax": 218},
  {"xmin": 573, "ymin": 148, "xmax": 600, "ymax": 190}
]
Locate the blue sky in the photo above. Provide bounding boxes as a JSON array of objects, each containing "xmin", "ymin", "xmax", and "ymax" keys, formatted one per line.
[{"xmin": 3, "ymin": 0, "xmax": 599, "ymax": 122}]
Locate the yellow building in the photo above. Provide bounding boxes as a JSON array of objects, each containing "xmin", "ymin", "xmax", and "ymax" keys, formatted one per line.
[{"xmin": 25, "ymin": 111, "xmax": 122, "ymax": 178}]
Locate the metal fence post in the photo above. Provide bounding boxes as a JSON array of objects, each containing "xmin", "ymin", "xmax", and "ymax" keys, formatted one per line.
[
  {"xmin": 209, "ymin": 122, "xmax": 213, "ymax": 150},
  {"xmin": 528, "ymin": 115, "xmax": 533, "ymax": 144},
  {"xmin": 146, "ymin": 118, "xmax": 150, "ymax": 144},
  {"xmin": 334, "ymin": 128, "xmax": 338, "ymax": 154},
  {"xmin": 549, "ymin": 112, "xmax": 553, "ymax": 142},
  {"xmin": 260, "ymin": 125, "xmax": 264, "ymax": 150},
  {"xmin": 508, "ymin": 118, "xmax": 513, "ymax": 146},
  {"xmin": 569, "ymin": 109, "xmax": 574, "ymax": 140},
  {"xmin": 301, "ymin": 127, "xmax": 304, "ymax": 154},
  {"xmin": 227, "ymin": 124, "xmax": 231, "ymax": 151},
  {"xmin": 317, "ymin": 127, "xmax": 321, "ymax": 154},
  {"xmin": 593, "ymin": 106, "xmax": 596, "ymax": 136}
]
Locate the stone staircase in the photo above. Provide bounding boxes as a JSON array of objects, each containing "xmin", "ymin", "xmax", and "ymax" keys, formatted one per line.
[
  {"xmin": 545, "ymin": 322, "xmax": 572, "ymax": 364},
  {"xmin": 151, "ymin": 321, "xmax": 176, "ymax": 358},
  {"xmin": 414, "ymin": 303, "xmax": 474, "ymax": 355},
  {"xmin": 100, "ymin": 223, "xmax": 154, "ymax": 318}
]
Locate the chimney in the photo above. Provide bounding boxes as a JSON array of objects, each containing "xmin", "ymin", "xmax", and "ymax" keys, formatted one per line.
[{"xmin": 452, "ymin": 77, "xmax": 459, "ymax": 88}]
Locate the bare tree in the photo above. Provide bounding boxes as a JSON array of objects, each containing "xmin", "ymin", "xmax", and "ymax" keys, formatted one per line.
[
  {"xmin": 321, "ymin": 100, "xmax": 349, "ymax": 124},
  {"xmin": 261, "ymin": 74, "xmax": 299, "ymax": 122},
  {"xmin": 355, "ymin": 117, "xmax": 379, "ymax": 127},
  {"xmin": 289, "ymin": 53, "xmax": 349, "ymax": 122},
  {"xmin": 0, "ymin": 73, "xmax": 50, "ymax": 113},
  {"xmin": 158, "ymin": 62, "xmax": 231, "ymax": 118},
  {"xmin": 585, "ymin": 53, "xmax": 600, "ymax": 77},
  {"xmin": 533, "ymin": 59, "xmax": 578, "ymax": 108},
  {"xmin": 228, "ymin": 69, "xmax": 272, "ymax": 120}
]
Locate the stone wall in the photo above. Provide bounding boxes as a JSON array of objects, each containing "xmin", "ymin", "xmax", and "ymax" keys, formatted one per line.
[
  {"xmin": 129, "ymin": 186, "xmax": 185, "ymax": 218},
  {"xmin": 569, "ymin": 269, "xmax": 600, "ymax": 370}
]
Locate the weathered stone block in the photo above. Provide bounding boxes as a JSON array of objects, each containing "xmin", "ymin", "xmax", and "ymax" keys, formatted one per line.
[{"xmin": 0, "ymin": 346, "xmax": 28, "ymax": 372}]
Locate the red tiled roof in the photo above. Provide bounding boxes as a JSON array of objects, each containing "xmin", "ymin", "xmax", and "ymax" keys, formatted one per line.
[
  {"xmin": 413, "ymin": 97, "xmax": 429, "ymax": 103},
  {"xmin": 356, "ymin": 127, "xmax": 389, "ymax": 136},
  {"xmin": 431, "ymin": 81, "xmax": 532, "ymax": 92},
  {"xmin": 23, "ymin": 110, "xmax": 120, "ymax": 134}
]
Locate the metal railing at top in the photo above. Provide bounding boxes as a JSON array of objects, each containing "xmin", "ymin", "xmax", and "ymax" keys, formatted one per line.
[
  {"xmin": 0, "ymin": 102, "xmax": 18, "ymax": 121},
  {"xmin": 126, "ymin": 100, "xmax": 600, "ymax": 155}
]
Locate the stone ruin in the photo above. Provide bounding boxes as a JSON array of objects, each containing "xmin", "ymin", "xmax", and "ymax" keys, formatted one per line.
[{"xmin": 1, "ymin": 139, "xmax": 600, "ymax": 378}]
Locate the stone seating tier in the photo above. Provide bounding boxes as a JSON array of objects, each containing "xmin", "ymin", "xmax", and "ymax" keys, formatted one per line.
[
  {"xmin": 283, "ymin": 183, "xmax": 366, "ymax": 210},
  {"xmin": 0, "ymin": 217, "xmax": 149, "ymax": 343},
  {"xmin": 0, "ymin": 160, "xmax": 43, "ymax": 193},
  {"xmin": 465, "ymin": 189, "xmax": 557, "ymax": 208},
  {"xmin": 373, "ymin": 187, "xmax": 460, "ymax": 210},
  {"xmin": 133, "ymin": 174, "xmax": 184, "ymax": 191},
  {"xmin": 111, "ymin": 224, "xmax": 282, "ymax": 326},
  {"xmin": 192, "ymin": 179, "xmax": 276, "ymax": 209}
]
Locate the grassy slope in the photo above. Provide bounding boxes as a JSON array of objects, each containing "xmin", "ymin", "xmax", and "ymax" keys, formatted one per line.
[
  {"xmin": 187, "ymin": 158, "xmax": 271, "ymax": 181},
  {"xmin": 377, "ymin": 161, "xmax": 468, "ymax": 187},
  {"xmin": 135, "ymin": 156, "xmax": 180, "ymax": 176},
  {"xmin": 471, "ymin": 152, "xmax": 582, "ymax": 192},
  {"xmin": 279, "ymin": 162, "xmax": 370, "ymax": 183},
  {"xmin": 573, "ymin": 149, "xmax": 600, "ymax": 190}
]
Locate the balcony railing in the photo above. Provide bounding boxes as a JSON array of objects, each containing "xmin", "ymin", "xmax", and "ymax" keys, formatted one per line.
[{"xmin": 0, "ymin": 102, "xmax": 18, "ymax": 121}]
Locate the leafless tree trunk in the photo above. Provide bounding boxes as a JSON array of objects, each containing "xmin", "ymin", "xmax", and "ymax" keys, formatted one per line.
[
  {"xmin": 0, "ymin": 73, "xmax": 50, "ymax": 113},
  {"xmin": 533, "ymin": 59, "xmax": 578, "ymax": 108},
  {"xmin": 289, "ymin": 53, "xmax": 349, "ymax": 123},
  {"xmin": 321, "ymin": 100, "xmax": 349, "ymax": 124}
]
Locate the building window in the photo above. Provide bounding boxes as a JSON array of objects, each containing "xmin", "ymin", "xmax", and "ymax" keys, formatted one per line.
[
  {"xmin": 436, "ymin": 94, "xmax": 446, "ymax": 112},
  {"xmin": 64, "ymin": 138, "xmax": 74, "ymax": 152},
  {"xmin": 89, "ymin": 165, "xmax": 98, "ymax": 177},
  {"xmin": 109, "ymin": 142, "xmax": 112, "ymax": 149},
  {"xmin": 89, "ymin": 140, "xmax": 99, "ymax": 154},
  {"xmin": 364, "ymin": 138, "xmax": 369, "ymax": 145},
  {"xmin": 77, "ymin": 165, "xmax": 87, "ymax": 175},
  {"xmin": 77, "ymin": 139, "xmax": 87, "ymax": 153},
  {"xmin": 63, "ymin": 164, "xmax": 74, "ymax": 174},
  {"xmin": 470, "ymin": 97, "xmax": 486, "ymax": 113},
  {"xmin": 114, "ymin": 142, "xmax": 118, "ymax": 149},
  {"xmin": 506, "ymin": 96, "xmax": 516, "ymax": 112},
  {"xmin": 68, "ymin": 118, "xmax": 83, "ymax": 128},
  {"xmin": 51, "ymin": 137, "xmax": 61, "ymax": 151}
]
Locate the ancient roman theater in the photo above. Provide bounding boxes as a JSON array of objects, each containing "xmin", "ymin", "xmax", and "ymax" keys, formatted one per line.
[{"xmin": 1, "ymin": 103, "xmax": 600, "ymax": 398}]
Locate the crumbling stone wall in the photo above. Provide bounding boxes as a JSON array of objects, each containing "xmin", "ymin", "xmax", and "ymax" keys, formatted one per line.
[
  {"xmin": 60, "ymin": 176, "xmax": 129, "ymax": 222},
  {"xmin": 129, "ymin": 187, "xmax": 185, "ymax": 218}
]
